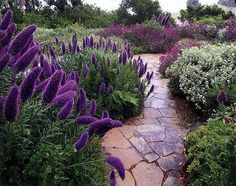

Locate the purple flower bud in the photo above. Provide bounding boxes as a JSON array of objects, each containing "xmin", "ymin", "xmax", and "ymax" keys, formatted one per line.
[
  {"xmin": 147, "ymin": 85, "xmax": 154, "ymax": 96},
  {"xmin": 91, "ymin": 53, "xmax": 97, "ymax": 65},
  {"xmin": 82, "ymin": 64, "xmax": 89, "ymax": 78},
  {"xmin": 57, "ymin": 99, "xmax": 74, "ymax": 120},
  {"xmin": 20, "ymin": 35, "xmax": 34, "ymax": 55},
  {"xmin": 77, "ymin": 45, "xmax": 80, "ymax": 53},
  {"xmin": 3, "ymin": 85, "xmax": 19, "ymax": 122},
  {"xmin": 20, "ymin": 67, "xmax": 41, "ymax": 102},
  {"xmin": 82, "ymin": 38, "xmax": 86, "ymax": 49},
  {"xmin": 99, "ymin": 82, "xmax": 106, "ymax": 95},
  {"xmin": 104, "ymin": 44, "xmax": 108, "ymax": 53},
  {"xmin": 107, "ymin": 85, "xmax": 114, "ymax": 94},
  {"xmin": 119, "ymin": 53, "xmax": 123, "ymax": 64},
  {"xmin": 89, "ymin": 118, "xmax": 113, "ymax": 132},
  {"xmin": 76, "ymin": 116, "xmax": 97, "ymax": 125},
  {"xmin": 35, "ymin": 78, "xmax": 50, "ymax": 93},
  {"xmin": 0, "ymin": 23, "xmax": 16, "ymax": 47},
  {"xmin": 49, "ymin": 46, "xmax": 56, "ymax": 60},
  {"xmin": 106, "ymin": 156, "xmax": 125, "ymax": 180},
  {"xmin": 62, "ymin": 43, "xmax": 66, "ymax": 55},
  {"xmin": 77, "ymin": 88, "xmax": 87, "ymax": 115},
  {"xmin": 57, "ymin": 80, "xmax": 77, "ymax": 95},
  {"xmin": 122, "ymin": 51, "xmax": 127, "ymax": 65},
  {"xmin": 42, "ymin": 60, "xmax": 52, "ymax": 79},
  {"xmin": 149, "ymin": 72, "xmax": 154, "ymax": 80},
  {"xmin": 13, "ymin": 45, "xmax": 40, "ymax": 72},
  {"xmin": 55, "ymin": 36, "xmax": 59, "ymax": 45},
  {"xmin": 9, "ymin": 24, "xmax": 37, "ymax": 55},
  {"xmin": 90, "ymin": 36, "xmax": 94, "ymax": 48},
  {"xmin": 102, "ymin": 110, "xmax": 110, "ymax": 118},
  {"xmin": 139, "ymin": 82, "xmax": 144, "ymax": 91},
  {"xmin": 0, "ymin": 54, "xmax": 10, "ymax": 73},
  {"xmin": 107, "ymin": 38, "xmax": 112, "ymax": 48},
  {"xmin": 89, "ymin": 99, "xmax": 96, "ymax": 116},
  {"xmin": 216, "ymin": 91, "xmax": 228, "ymax": 104},
  {"xmin": 43, "ymin": 70, "xmax": 63, "ymax": 104},
  {"xmin": 74, "ymin": 132, "xmax": 89, "ymax": 151},
  {"xmin": 0, "ymin": 10, "xmax": 13, "ymax": 30},
  {"xmin": 69, "ymin": 71, "xmax": 79, "ymax": 83},
  {"xmin": 0, "ymin": 31, "xmax": 6, "ymax": 41},
  {"xmin": 51, "ymin": 90, "xmax": 77, "ymax": 107},
  {"xmin": 110, "ymin": 171, "xmax": 116, "ymax": 186},
  {"xmin": 61, "ymin": 71, "xmax": 67, "ymax": 85},
  {"xmin": 86, "ymin": 37, "xmax": 90, "ymax": 46},
  {"xmin": 95, "ymin": 42, "xmax": 100, "ymax": 50},
  {"xmin": 72, "ymin": 33, "xmax": 77, "ymax": 46},
  {"xmin": 112, "ymin": 43, "xmax": 117, "ymax": 53}
]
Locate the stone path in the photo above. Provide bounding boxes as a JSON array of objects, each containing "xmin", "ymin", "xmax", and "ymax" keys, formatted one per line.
[{"xmin": 103, "ymin": 54, "xmax": 189, "ymax": 186}]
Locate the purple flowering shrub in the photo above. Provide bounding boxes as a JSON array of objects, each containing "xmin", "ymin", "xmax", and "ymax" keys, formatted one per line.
[
  {"xmin": 57, "ymin": 34, "xmax": 154, "ymax": 120},
  {"xmin": 0, "ymin": 10, "xmax": 125, "ymax": 185},
  {"xmin": 159, "ymin": 39, "xmax": 203, "ymax": 76}
]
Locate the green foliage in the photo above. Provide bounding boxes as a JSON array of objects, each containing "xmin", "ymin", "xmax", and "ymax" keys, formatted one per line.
[
  {"xmin": 116, "ymin": 0, "xmax": 162, "ymax": 25},
  {"xmin": 185, "ymin": 120, "xmax": 236, "ymax": 186},
  {"xmin": 141, "ymin": 19, "xmax": 163, "ymax": 30},
  {"xmin": 0, "ymin": 96, "xmax": 109, "ymax": 185},
  {"xmin": 58, "ymin": 49, "xmax": 144, "ymax": 120},
  {"xmin": 197, "ymin": 16, "xmax": 224, "ymax": 26},
  {"xmin": 179, "ymin": 4, "xmax": 234, "ymax": 23},
  {"xmin": 0, "ymin": 67, "xmax": 14, "ymax": 97}
]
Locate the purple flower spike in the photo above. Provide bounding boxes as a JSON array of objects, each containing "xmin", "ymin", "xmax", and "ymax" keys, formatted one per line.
[
  {"xmin": 90, "ymin": 36, "xmax": 94, "ymax": 48},
  {"xmin": 0, "ymin": 31, "xmax": 6, "ymax": 41},
  {"xmin": 51, "ymin": 90, "xmax": 77, "ymax": 107},
  {"xmin": 1, "ymin": 23, "xmax": 16, "ymax": 47},
  {"xmin": 95, "ymin": 42, "xmax": 99, "ymax": 50},
  {"xmin": 112, "ymin": 43, "xmax": 117, "ymax": 53},
  {"xmin": 139, "ymin": 82, "xmax": 144, "ymax": 91},
  {"xmin": 0, "ymin": 10, "xmax": 13, "ymax": 30},
  {"xmin": 55, "ymin": 36, "xmax": 59, "ymax": 45},
  {"xmin": 77, "ymin": 88, "xmax": 87, "ymax": 115},
  {"xmin": 62, "ymin": 43, "xmax": 66, "ymax": 55},
  {"xmin": 104, "ymin": 44, "xmax": 108, "ymax": 53},
  {"xmin": 76, "ymin": 116, "xmax": 97, "ymax": 125},
  {"xmin": 9, "ymin": 24, "xmax": 37, "ymax": 55},
  {"xmin": 69, "ymin": 71, "xmax": 79, "ymax": 83},
  {"xmin": 3, "ymin": 85, "xmax": 19, "ymax": 122},
  {"xmin": 112, "ymin": 120, "xmax": 122, "ymax": 128},
  {"xmin": 110, "ymin": 171, "xmax": 116, "ymax": 186},
  {"xmin": 74, "ymin": 132, "xmax": 89, "ymax": 151},
  {"xmin": 107, "ymin": 38, "xmax": 112, "ymax": 48},
  {"xmin": 147, "ymin": 85, "xmax": 155, "ymax": 96},
  {"xmin": 49, "ymin": 46, "xmax": 56, "ymax": 60},
  {"xmin": 82, "ymin": 38, "xmax": 86, "ymax": 49},
  {"xmin": 216, "ymin": 90, "xmax": 228, "ymax": 104},
  {"xmin": 99, "ymin": 82, "xmax": 106, "ymax": 95},
  {"xmin": 57, "ymin": 80, "xmax": 77, "ymax": 95},
  {"xmin": 13, "ymin": 45, "xmax": 40, "ymax": 72},
  {"xmin": 89, "ymin": 118, "xmax": 113, "ymax": 132},
  {"xmin": 35, "ymin": 78, "xmax": 50, "ymax": 93},
  {"xmin": 57, "ymin": 99, "xmax": 74, "ymax": 120},
  {"xmin": 20, "ymin": 35, "xmax": 34, "ymax": 55},
  {"xmin": 119, "ymin": 53, "xmax": 123, "ymax": 64},
  {"xmin": 82, "ymin": 64, "xmax": 89, "ymax": 78},
  {"xmin": 89, "ymin": 99, "xmax": 97, "ymax": 116},
  {"xmin": 20, "ymin": 67, "xmax": 41, "ymax": 102},
  {"xmin": 106, "ymin": 156, "xmax": 125, "ymax": 180},
  {"xmin": 43, "ymin": 70, "xmax": 63, "ymax": 104},
  {"xmin": 146, "ymin": 72, "xmax": 150, "ymax": 80},
  {"xmin": 0, "ymin": 54, "xmax": 10, "ymax": 73},
  {"xmin": 91, "ymin": 54, "xmax": 97, "ymax": 65},
  {"xmin": 122, "ymin": 51, "xmax": 127, "ymax": 65},
  {"xmin": 43, "ymin": 60, "xmax": 52, "ymax": 79},
  {"xmin": 107, "ymin": 85, "xmax": 114, "ymax": 94},
  {"xmin": 149, "ymin": 72, "xmax": 154, "ymax": 80},
  {"xmin": 102, "ymin": 110, "xmax": 110, "ymax": 118}
]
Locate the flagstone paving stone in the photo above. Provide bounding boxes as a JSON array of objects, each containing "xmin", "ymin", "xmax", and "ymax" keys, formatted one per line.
[{"xmin": 103, "ymin": 54, "xmax": 190, "ymax": 186}]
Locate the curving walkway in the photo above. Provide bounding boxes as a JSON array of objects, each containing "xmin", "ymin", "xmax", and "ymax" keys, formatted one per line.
[{"xmin": 102, "ymin": 54, "xmax": 189, "ymax": 186}]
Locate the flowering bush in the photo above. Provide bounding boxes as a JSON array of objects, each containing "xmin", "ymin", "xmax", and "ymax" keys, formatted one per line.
[
  {"xmin": 159, "ymin": 39, "xmax": 203, "ymax": 76},
  {"xmin": 166, "ymin": 44, "xmax": 236, "ymax": 109},
  {"xmin": 0, "ymin": 10, "xmax": 126, "ymax": 185}
]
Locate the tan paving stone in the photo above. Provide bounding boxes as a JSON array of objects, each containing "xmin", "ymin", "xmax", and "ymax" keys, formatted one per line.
[
  {"xmin": 119, "ymin": 125, "xmax": 137, "ymax": 139},
  {"xmin": 143, "ymin": 108, "xmax": 162, "ymax": 118},
  {"xmin": 132, "ymin": 162, "xmax": 163, "ymax": 186},
  {"xmin": 145, "ymin": 152, "xmax": 160, "ymax": 162}
]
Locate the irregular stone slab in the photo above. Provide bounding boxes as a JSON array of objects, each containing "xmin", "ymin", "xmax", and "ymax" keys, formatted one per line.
[
  {"xmin": 129, "ymin": 132, "xmax": 153, "ymax": 155},
  {"xmin": 137, "ymin": 125, "xmax": 165, "ymax": 133},
  {"xmin": 153, "ymin": 87, "xmax": 170, "ymax": 95},
  {"xmin": 151, "ymin": 99, "xmax": 167, "ymax": 109},
  {"xmin": 143, "ymin": 108, "xmax": 162, "ymax": 118},
  {"xmin": 163, "ymin": 176, "xmax": 180, "ymax": 186},
  {"xmin": 119, "ymin": 125, "xmax": 136, "ymax": 139},
  {"xmin": 105, "ymin": 147, "xmax": 142, "ymax": 170},
  {"xmin": 102, "ymin": 128, "xmax": 132, "ymax": 149},
  {"xmin": 116, "ymin": 170, "xmax": 136, "ymax": 186},
  {"xmin": 159, "ymin": 108, "xmax": 178, "ymax": 118},
  {"xmin": 140, "ymin": 132, "xmax": 166, "ymax": 142},
  {"xmin": 145, "ymin": 152, "xmax": 160, "ymax": 162},
  {"xmin": 170, "ymin": 142, "xmax": 185, "ymax": 155},
  {"xmin": 158, "ymin": 154, "xmax": 185, "ymax": 171},
  {"xmin": 158, "ymin": 117, "xmax": 181, "ymax": 126},
  {"xmin": 136, "ymin": 118, "xmax": 161, "ymax": 125},
  {"xmin": 132, "ymin": 162, "xmax": 163, "ymax": 186},
  {"xmin": 150, "ymin": 142, "xmax": 174, "ymax": 157},
  {"xmin": 154, "ymin": 93, "xmax": 170, "ymax": 100}
]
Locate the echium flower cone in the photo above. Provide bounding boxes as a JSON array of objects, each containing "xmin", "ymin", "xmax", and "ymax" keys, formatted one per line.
[
  {"xmin": 51, "ymin": 90, "xmax": 77, "ymax": 107},
  {"xmin": 0, "ymin": 10, "xmax": 13, "ymax": 30},
  {"xmin": 77, "ymin": 88, "xmax": 87, "ymax": 115},
  {"xmin": 57, "ymin": 80, "xmax": 77, "ymax": 95},
  {"xmin": 106, "ymin": 156, "xmax": 125, "ymax": 180},
  {"xmin": 1, "ymin": 23, "xmax": 16, "ymax": 47},
  {"xmin": 57, "ymin": 99, "xmax": 74, "ymax": 120},
  {"xmin": 76, "ymin": 115, "xmax": 97, "ymax": 125},
  {"xmin": 9, "ymin": 24, "xmax": 37, "ymax": 55},
  {"xmin": 74, "ymin": 132, "xmax": 89, "ymax": 151},
  {"xmin": 20, "ymin": 67, "xmax": 42, "ymax": 102},
  {"xmin": 89, "ymin": 99, "xmax": 96, "ymax": 116},
  {"xmin": 0, "ymin": 54, "xmax": 10, "ymax": 73},
  {"xmin": 3, "ymin": 85, "xmax": 20, "ymax": 122},
  {"xmin": 43, "ymin": 70, "xmax": 63, "ymax": 104}
]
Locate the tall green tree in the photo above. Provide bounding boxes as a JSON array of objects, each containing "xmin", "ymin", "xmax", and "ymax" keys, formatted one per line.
[{"xmin": 116, "ymin": 0, "xmax": 162, "ymax": 25}]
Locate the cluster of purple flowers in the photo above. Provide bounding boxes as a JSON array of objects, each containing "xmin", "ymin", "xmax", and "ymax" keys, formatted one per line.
[
  {"xmin": 0, "ymin": 10, "xmax": 126, "ymax": 184},
  {"xmin": 156, "ymin": 13, "xmax": 171, "ymax": 28}
]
